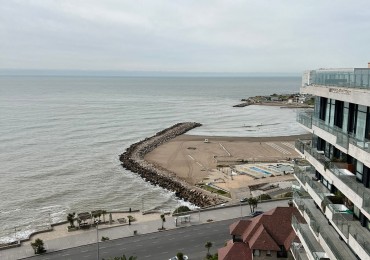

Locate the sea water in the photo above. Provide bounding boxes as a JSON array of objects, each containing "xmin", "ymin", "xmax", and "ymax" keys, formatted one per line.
[{"xmin": 0, "ymin": 76, "xmax": 307, "ymax": 241}]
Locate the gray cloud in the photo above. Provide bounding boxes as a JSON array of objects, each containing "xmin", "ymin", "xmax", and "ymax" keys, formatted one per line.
[{"xmin": 1, "ymin": 0, "xmax": 369, "ymax": 73}]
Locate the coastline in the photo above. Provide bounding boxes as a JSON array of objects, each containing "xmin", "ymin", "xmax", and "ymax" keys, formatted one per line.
[{"xmin": 119, "ymin": 122, "xmax": 225, "ymax": 207}]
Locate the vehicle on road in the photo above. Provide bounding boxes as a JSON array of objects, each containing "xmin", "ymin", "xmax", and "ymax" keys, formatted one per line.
[
  {"xmin": 249, "ymin": 211, "xmax": 264, "ymax": 217},
  {"xmin": 240, "ymin": 197, "xmax": 248, "ymax": 203}
]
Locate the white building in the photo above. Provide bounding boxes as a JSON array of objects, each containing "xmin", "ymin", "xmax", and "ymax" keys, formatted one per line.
[{"xmin": 292, "ymin": 64, "xmax": 370, "ymax": 260}]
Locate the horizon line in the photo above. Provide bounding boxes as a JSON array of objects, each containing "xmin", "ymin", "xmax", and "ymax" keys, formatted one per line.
[{"xmin": 0, "ymin": 69, "xmax": 301, "ymax": 77}]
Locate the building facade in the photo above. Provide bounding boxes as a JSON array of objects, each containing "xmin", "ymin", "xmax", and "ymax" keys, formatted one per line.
[{"xmin": 293, "ymin": 66, "xmax": 370, "ymax": 259}]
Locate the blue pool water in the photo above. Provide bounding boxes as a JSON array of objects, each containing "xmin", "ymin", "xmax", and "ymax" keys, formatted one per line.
[{"xmin": 250, "ymin": 166, "xmax": 271, "ymax": 175}]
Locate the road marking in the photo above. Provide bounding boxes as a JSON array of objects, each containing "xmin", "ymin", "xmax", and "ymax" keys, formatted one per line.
[
  {"xmin": 102, "ymin": 251, "xmax": 109, "ymax": 254},
  {"xmin": 161, "ymin": 251, "xmax": 168, "ymax": 254},
  {"xmin": 81, "ymin": 250, "xmax": 89, "ymax": 253},
  {"xmin": 144, "ymin": 255, "xmax": 152, "ymax": 258},
  {"xmin": 61, "ymin": 254, "xmax": 70, "ymax": 257},
  {"xmin": 83, "ymin": 255, "xmax": 91, "ymax": 258}
]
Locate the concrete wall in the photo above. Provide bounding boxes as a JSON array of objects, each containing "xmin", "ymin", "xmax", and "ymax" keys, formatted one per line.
[{"xmin": 301, "ymin": 85, "xmax": 370, "ymax": 107}]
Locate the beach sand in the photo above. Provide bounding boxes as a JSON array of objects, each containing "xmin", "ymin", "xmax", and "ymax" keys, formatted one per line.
[{"xmin": 145, "ymin": 133, "xmax": 310, "ymax": 185}]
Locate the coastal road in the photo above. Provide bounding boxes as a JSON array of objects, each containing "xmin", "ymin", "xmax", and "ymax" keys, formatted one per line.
[{"xmin": 22, "ymin": 218, "xmax": 239, "ymax": 260}]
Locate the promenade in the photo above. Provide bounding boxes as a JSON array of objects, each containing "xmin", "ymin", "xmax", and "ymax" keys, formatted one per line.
[{"xmin": 0, "ymin": 199, "xmax": 291, "ymax": 260}]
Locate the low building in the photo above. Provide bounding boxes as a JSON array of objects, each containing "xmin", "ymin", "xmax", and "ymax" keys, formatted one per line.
[{"xmin": 218, "ymin": 207, "xmax": 305, "ymax": 260}]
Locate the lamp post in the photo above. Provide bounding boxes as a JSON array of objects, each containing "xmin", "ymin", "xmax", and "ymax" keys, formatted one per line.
[
  {"xmin": 95, "ymin": 220, "xmax": 99, "ymax": 260},
  {"xmin": 240, "ymin": 202, "xmax": 242, "ymax": 219}
]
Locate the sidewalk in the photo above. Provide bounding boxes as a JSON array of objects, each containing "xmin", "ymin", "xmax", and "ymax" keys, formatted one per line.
[{"xmin": 0, "ymin": 199, "xmax": 291, "ymax": 260}]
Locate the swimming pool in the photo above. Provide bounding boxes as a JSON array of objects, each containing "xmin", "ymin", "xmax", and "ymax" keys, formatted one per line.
[{"xmin": 250, "ymin": 166, "xmax": 271, "ymax": 175}]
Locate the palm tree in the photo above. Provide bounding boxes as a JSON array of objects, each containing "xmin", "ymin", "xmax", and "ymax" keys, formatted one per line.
[
  {"xmin": 102, "ymin": 210, "xmax": 107, "ymax": 223},
  {"xmin": 160, "ymin": 214, "xmax": 166, "ymax": 229},
  {"xmin": 67, "ymin": 212, "xmax": 76, "ymax": 228},
  {"xmin": 177, "ymin": 252, "xmax": 185, "ymax": 260},
  {"xmin": 31, "ymin": 238, "xmax": 46, "ymax": 254},
  {"xmin": 205, "ymin": 241, "xmax": 213, "ymax": 255},
  {"xmin": 248, "ymin": 197, "xmax": 258, "ymax": 213}
]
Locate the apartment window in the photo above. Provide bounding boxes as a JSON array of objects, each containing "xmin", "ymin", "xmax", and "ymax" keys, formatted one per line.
[
  {"xmin": 319, "ymin": 97, "xmax": 327, "ymax": 120},
  {"xmin": 356, "ymin": 161, "xmax": 364, "ymax": 182},
  {"xmin": 342, "ymin": 102, "xmax": 349, "ymax": 133},
  {"xmin": 334, "ymin": 100, "xmax": 344, "ymax": 128},
  {"xmin": 348, "ymin": 103, "xmax": 357, "ymax": 134},
  {"xmin": 356, "ymin": 105, "xmax": 367, "ymax": 140},
  {"xmin": 254, "ymin": 249, "xmax": 260, "ymax": 256}
]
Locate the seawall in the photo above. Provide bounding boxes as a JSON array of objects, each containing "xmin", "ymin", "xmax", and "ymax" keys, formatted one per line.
[{"xmin": 119, "ymin": 122, "xmax": 224, "ymax": 207}]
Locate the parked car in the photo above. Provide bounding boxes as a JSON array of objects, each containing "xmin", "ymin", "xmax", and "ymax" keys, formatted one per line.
[
  {"xmin": 169, "ymin": 255, "xmax": 188, "ymax": 260},
  {"xmin": 240, "ymin": 197, "xmax": 248, "ymax": 203},
  {"xmin": 249, "ymin": 211, "xmax": 264, "ymax": 217}
]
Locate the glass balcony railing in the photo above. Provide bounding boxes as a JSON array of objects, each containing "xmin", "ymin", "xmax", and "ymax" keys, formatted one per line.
[
  {"xmin": 297, "ymin": 111, "xmax": 313, "ymax": 129},
  {"xmin": 293, "ymin": 193, "xmax": 366, "ymax": 259},
  {"xmin": 295, "ymin": 140, "xmax": 370, "ymax": 214},
  {"xmin": 292, "ymin": 215, "xmax": 323, "ymax": 255},
  {"xmin": 308, "ymin": 69, "xmax": 370, "ymax": 90},
  {"xmin": 312, "ymin": 117, "xmax": 349, "ymax": 149},
  {"xmin": 349, "ymin": 136, "xmax": 370, "ymax": 153}
]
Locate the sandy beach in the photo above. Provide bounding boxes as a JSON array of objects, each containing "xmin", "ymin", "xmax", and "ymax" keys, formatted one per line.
[{"xmin": 145, "ymin": 133, "xmax": 310, "ymax": 185}]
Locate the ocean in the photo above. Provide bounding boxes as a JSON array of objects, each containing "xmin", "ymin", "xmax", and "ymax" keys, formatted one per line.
[{"xmin": 0, "ymin": 76, "xmax": 306, "ymax": 242}]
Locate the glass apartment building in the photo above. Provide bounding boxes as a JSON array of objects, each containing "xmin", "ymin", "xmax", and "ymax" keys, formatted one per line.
[{"xmin": 292, "ymin": 66, "xmax": 370, "ymax": 260}]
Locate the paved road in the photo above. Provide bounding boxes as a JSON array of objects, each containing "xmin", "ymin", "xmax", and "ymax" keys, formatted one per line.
[{"xmin": 22, "ymin": 218, "xmax": 238, "ymax": 260}]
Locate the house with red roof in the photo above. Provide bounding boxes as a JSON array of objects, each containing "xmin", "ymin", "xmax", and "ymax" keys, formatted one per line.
[{"xmin": 218, "ymin": 207, "xmax": 305, "ymax": 260}]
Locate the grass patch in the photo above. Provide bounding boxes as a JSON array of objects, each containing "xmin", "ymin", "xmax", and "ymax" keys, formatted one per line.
[{"xmin": 199, "ymin": 184, "xmax": 231, "ymax": 198}]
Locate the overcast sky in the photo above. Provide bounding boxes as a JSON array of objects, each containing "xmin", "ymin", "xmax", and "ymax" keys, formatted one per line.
[{"xmin": 1, "ymin": 0, "xmax": 369, "ymax": 74}]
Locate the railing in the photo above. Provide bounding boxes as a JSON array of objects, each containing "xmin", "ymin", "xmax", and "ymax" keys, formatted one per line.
[
  {"xmin": 349, "ymin": 136, "xmax": 370, "ymax": 153},
  {"xmin": 291, "ymin": 242, "xmax": 307, "ymax": 260},
  {"xmin": 312, "ymin": 117, "xmax": 349, "ymax": 149},
  {"xmin": 292, "ymin": 215, "xmax": 322, "ymax": 255},
  {"xmin": 309, "ymin": 69, "xmax": 370, "ymax": 90},
  {"xmin": 295, "ymin": 190, "xmax": 370, "ymax": 257},
  {"xmin": 297, "ymin": 111, "xmax": 313, "ymax": 129},
  {"xmin": 295, "ymin": 139, "xmax": 370, "ymax": 215}
]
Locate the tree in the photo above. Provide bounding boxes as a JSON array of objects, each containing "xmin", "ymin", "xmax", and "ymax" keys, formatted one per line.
[
  {"xmin": 31, "ymin": 238, "xmax": 46, "ymax": 254},
  {"xmin": 248, "ymin": 197, "xmax": 258, "ymax": 213},
  {"xmin": 160, "ymin": 214, "xmax": 166, "ymax": 230},
  {"xmin": 102, "ymin": 210, "xmax": 107, "ymax": 223},
  {"xmin": 205, "ymin": 241, "xmax": 213, "ymax": 256},
  {"xmin": 173, "ymin": 205, "xmax": 191, "ymax": 214},
  {"xmin": 177, "ymin": 252, "xmax": 185, "ymax": 260},
  {"xmin": 67, "ymin": 212, "xmax": 76, "ymax": 228}
]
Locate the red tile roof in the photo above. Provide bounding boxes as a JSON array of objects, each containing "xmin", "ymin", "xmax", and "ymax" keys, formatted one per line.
[
  {"xmin": 218, "ymin": 240, "xmax": 252, "ymax": 260},
  {"xmin": 248, "ymin": 224, "xmax": 280, "ymax": 251},
  {"xmin": 219, "ymin": 206, "xmax": 306, "ymax": 260}
]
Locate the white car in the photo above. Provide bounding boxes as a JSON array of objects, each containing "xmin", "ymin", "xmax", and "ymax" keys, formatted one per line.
[{"xmin": 169, "ymin": 255, "xmax": 189, "ymax": 260}]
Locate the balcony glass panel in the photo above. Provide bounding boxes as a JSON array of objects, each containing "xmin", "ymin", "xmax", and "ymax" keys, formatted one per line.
[{"xmin": 309, "ymin": 69, "xmax": 370, "ymax": 89}]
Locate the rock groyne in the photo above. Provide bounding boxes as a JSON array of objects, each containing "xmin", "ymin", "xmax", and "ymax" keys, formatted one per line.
[{"xmin": 119, "ymin": 122, "xmax": 224, "ymax": 207}]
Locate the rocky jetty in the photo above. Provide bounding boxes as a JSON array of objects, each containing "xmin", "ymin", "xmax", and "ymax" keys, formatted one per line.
[{"xmin": 119, "ymin": 122, "xmax": 224, "ymax": 207}]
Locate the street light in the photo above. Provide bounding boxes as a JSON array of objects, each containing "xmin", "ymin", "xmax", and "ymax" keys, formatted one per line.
[{"xmin": 95, "ymin": 220, "xmax": 99, "ymax": 260}]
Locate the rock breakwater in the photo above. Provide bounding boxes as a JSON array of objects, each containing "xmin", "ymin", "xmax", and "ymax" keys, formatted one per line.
[{"xmin": 119, "ymin": 122, "xmax": 224, "ymax": 207}]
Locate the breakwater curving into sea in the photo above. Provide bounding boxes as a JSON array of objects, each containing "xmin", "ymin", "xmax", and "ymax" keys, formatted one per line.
[{"xmin": 119, "ymin": 122, "xmax": 224, "ymax": 207}]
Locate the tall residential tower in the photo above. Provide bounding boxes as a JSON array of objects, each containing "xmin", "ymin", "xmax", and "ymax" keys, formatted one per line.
[{"xmin": 292, "ymin": 64, "xmax": 370, "ymax": 259}]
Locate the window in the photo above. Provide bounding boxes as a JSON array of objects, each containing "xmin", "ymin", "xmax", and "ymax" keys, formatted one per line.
[
  {"xmin": 266, "ymin": 250, "xmax": 272, "ymax": 256},
  {"xmin": 356, "ymin": 160, "xmax": 364, "ymax": 182},
  {"xmin": 253, "ymin": 249, "xmax": 260, "ymax": 256}
]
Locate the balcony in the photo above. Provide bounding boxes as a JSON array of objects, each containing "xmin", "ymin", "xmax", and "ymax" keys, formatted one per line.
[
  {"xmin": 290, "ymin": 242, "xmax": 309, "ymax": 260},
  {"xmin": 308, "ymin": 69, "xmax": 370, "ymax": 90},
  {"xmin": 312, "ymin": 117, "xmax": 349, "ymax": 150},
  {"xmin": 293, "ymin": 194, "xmax": 360, "ymax": 260},
  {"xmin": 295, "ymin": 140, "xmax": 370, "ymax": 216},
  {"xmin": 297, "ymin": 111, "xmax": 313, "ymax": 130},
  {"xmin": 291, "ymin": 215, "xmax": 326, "ymax": 259},
  {"xmin": 349, "ymin": 136, "xmax": 370, "ymax": 153}
]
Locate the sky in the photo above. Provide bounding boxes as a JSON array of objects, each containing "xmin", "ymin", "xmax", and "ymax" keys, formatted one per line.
[{"xmin": 0, "ymin": 0, "xmax": 369, "ymax": 74}]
